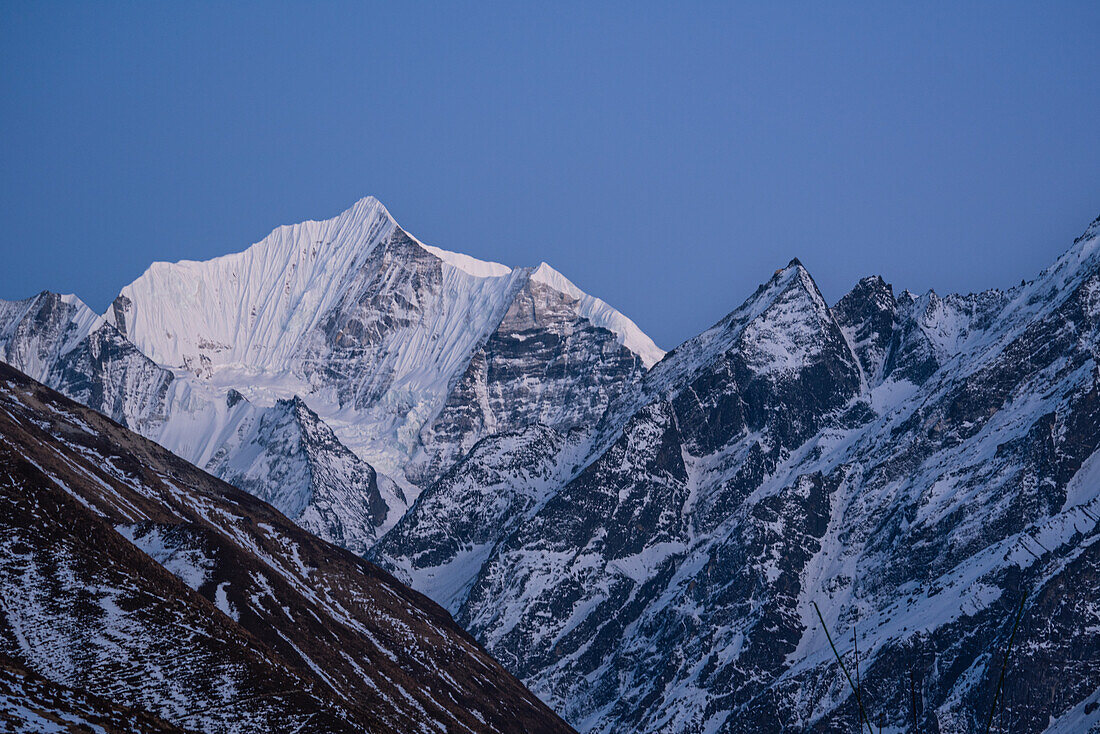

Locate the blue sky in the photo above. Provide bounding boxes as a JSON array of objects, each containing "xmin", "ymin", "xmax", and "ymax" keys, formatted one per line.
[{"xmin": 2, "ymin": 2, "xmax": 1098, "ymax": 348}]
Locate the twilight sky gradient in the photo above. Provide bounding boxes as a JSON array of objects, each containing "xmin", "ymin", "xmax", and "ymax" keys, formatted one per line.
[{"xmin": 2, "ymin": 2, "xmax": 1098, "ymax": 349}]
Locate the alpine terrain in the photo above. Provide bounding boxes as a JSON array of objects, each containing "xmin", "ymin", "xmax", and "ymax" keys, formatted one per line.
[
  {"xmin": 377, "ymin": 216, "xmax": 1100, "ymax": 732},
  {"xmin": 0, "ymin": 196, "xmax": 662, "ymax": 554},
  {"xmin": 4, "ymin": 198, "xmax": 1100, "ymax": 733}
]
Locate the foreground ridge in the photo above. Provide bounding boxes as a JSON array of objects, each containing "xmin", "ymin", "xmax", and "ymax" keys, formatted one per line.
[{"xmin": 0, "ymin": 361, "xmax": 575, "ymax": 734}]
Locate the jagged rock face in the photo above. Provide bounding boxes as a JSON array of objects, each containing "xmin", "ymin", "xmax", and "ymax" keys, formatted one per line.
[
  {"xmin": 374, "ymin": 425, "xmax": 583, "ymax": 612},
  {"xmin": 373, "ymin": 220, "xmax": 1100, "ymax": 733},
  {"xmin": 882, "ymin": 287, "xmax": 1011, "ymax": 389},
  {"xmin": 832, "ymin": 275, "xmax": 897, "ymax": 383},
  {"xmin": 50, "ymin": 324, "xmax": 175, "ymax": 437},
  {"xmin": 0, "ymin": 362, "xmax": 576, "ymax": 734},
  {"xmin": 409, "ymin": 275, "xmax": 649, "ymax": 485},
  {"xmin": 0, "ymin": 293, "xmax": 178, "ymax": 439},
  {"xmin": 671, "ymin": 263, "xmax": 862, "ymax": 461},
  {"xmin": 205, "ymin": 394, "xmax": 404, "ymax": 555},
  {"xmin": 451, "ymin": 262, "xmax": 865, "ymax": 731},
  {"xmin": 295, "ymin": 228, "xmax": 519, "ymax": 414},
  {"xmin": 0, "ymin": 293, "xmax": 177, "ymax": 438},
  {"xmin": 0, "ymin": 291, "xmax": 99, "ymax": 383}
]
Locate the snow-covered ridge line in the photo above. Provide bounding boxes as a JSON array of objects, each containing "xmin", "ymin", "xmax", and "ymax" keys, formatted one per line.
[
  {"xmin": 125, "ymin": 196, "xmax": 393, "ymax": 274},
  {"xmin": 418, "ymin": 242, "xmax": 513, "ymax": 278},
  {"xmin": 531, "ymin": 262, "xmax": 664, "ymax": 368},
  {"xmin": 105, "ymin": 196, "xmax": 664, "ymax": 371},
  {"xmin": 104, "ymin": 196, "xmax": 400, "ymax": 369}
]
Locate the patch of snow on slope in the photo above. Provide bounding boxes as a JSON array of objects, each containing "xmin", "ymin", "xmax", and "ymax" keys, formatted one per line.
[{"xmin": 115, "ymin": 524, "xmax": 213, "ymax": 591}]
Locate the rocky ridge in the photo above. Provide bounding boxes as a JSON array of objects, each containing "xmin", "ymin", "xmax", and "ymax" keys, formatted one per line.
[{"xmin": 380, "ymin": 217, "xmax": 1100, "ymax": 733}]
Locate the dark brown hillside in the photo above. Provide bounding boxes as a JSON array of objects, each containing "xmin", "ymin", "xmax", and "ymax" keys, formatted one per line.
[
  {"xmin": 0, "ymin": 652, "xmax": 186, "ymax": 733},
  {"xmin": 0, "ymin": 360, "xmax": 575, "ymax": 734}
]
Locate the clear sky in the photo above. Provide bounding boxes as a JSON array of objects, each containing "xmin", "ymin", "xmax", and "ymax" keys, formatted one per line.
[{"xmin": 2, "ymin": 2, "xmax": 1098, "ymax": 349}]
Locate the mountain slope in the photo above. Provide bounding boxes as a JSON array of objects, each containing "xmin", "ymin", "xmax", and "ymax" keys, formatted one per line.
[
  {"xmin": 0, "ymin": 654, "xmax": 183, "ymax": 734},
  {"xmin": 375, "ymin": 425, "xmax": 586, "ymax": 613},
  {"xmin": 0, "ymin": 361, "xmax": 575, "ymax": 734},
  {"xmin": 205, "ymin": 393, "xmax": 406, "ymax": 554},
  {"xmin": 377, "ymin": 217, "xmax": 1100, "ymax": 733}
]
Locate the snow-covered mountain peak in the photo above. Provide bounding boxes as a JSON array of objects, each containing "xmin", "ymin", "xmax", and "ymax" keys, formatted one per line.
[
  {"xmin": 731, "ymin": 262, "xmax": 839, "ymax": 375},
  {"xmin": 1, "ymin": 196, "xmax": 668, "ymax": 553},
  {"xmin": 139, "ymin": 195, "xmax": 394, "ymax": 277},
  {"xmin": 849, "ymin": 273, "xmax": 891, "ymax": 293},
  {"xmin": 833, "ymin": 275, "xmax": 896, "ymax": 323},
  {"xmin": 105, "ymin": 196, "xmax": 665, "ymax": 376},
  {"xmin": 586, "ymin": 257, "xmax": 857, "ymax": 460},
  {"xmin": 0, "ymin": 289, "xmax": 99, "ymax": 333},
  {"xmin": 56, "ymin": 292, "xmax": 91, "ymax": 308},
  {"xmin": 671, "ymin": 257, "xmax": 833, "ymax": 370},
  {"xmin": 105, "ymin": 195, "xmax": 401, "ymax": 369},
  {"xmin": 84, "ymin": 197, "xmax": 667, "ymax": 486},
  {"xmin": 529, "ymin": 261, "xmax": 573, "ymax": 288}
]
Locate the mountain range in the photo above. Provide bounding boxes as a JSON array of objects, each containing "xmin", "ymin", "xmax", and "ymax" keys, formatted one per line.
[{"xmin": 3, "ymin": 198, "xmax": 1100, "ymax": 732}]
